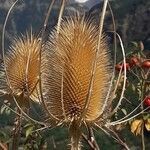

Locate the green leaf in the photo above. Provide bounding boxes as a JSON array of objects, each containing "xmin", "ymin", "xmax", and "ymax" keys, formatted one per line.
[
  {"xmin": 26, "ymin": 126, "xmax": 34, "ymax": 138},
  {"xmin": 1, "ymin": 105, "xmax": 6, "ymax": 114},
  {"xmin": 121, "ymin": 108, "xmax": 127, "ymax": 115}
]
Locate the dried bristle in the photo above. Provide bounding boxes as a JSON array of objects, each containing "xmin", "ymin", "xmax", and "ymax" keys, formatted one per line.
[
  {"xmin": 4, "ymin": 33, "xmax": 41, "ymax": 101},
  {"xmin": 43, "ymin": 16, "xmax": 112, "ymax": 123}
]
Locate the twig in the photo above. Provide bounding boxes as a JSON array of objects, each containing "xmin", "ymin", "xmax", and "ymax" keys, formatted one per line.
[
  {"xmin": 141, "ymin": 124, "xmax": 145, "ymax": 150},
  {"xmin": 140, "ymin": 79, "xmax": 146, "ymax": 150},
  {"xmin": 105, "ymin": 127, "xmax": 130, "ymax": 150},
  {"xmin": 57, "ymin": 0, "xmax": 66, "ymax": 34},
  {"xmin": 100, "ymin": 0, "xmax": 117, "ymax": 115},
  {"xmin": 108, "ymin": 106, "xmax": 150, "ymax": 126},
  {"xmin": 82, "ymin": 125, "xmax": 100, "ymax": 150},
  {"xmin": 82, "ymin": 133, "xmax": 95, "ymax": 149},
  {"xmin": 0, "ymin": 142, "xmax": 8, "ymax": 150},
  {"xmin": 52, "ymin": 136, "xmax": 57, "ymax": 149},
  {"xmin": 12, "ymin": 108, "xmax": 22, "ymax": 150},
  {"xmin": 88, "ymin": 127, "xmax": 100, "ymax": 150},
  {"xmin": 109, "ymin": 32, "xmax": 127, "ymax": 116}
]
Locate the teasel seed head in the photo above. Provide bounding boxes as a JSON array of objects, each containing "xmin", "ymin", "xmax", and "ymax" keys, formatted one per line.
[
  {"xmin": 43, "ymin": 16, "xmax": 112, "ymax": 149},
  {"xmin": 0, "ymin": 33, "xmax": 41, "ymax": 107}
]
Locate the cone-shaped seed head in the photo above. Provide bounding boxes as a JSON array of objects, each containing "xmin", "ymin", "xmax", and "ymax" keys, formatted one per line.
[
  {"xmin": 1, "ymin": 33, "xmax": 41, "ymax": 103},
  {"xmin": 43, "ymin": 16, "xmax": 112, "ymax": 123}
]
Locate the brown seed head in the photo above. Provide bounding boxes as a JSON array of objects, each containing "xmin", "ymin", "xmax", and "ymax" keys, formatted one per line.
[
  {"xmin": 0, "ymin": 33, "xmax": 41, "ymax": 105},
  {"xmin": 43, "ymin": 16, "xmax": 112, "ymax": 123}
]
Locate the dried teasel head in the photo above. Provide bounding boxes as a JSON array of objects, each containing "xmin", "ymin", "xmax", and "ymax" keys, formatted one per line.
[
  {"xmin": 0, "ymin": 33, "xmax": 41, "ymax": 107},
  {"xmin": 42, "ymin": 16, "xmax": 112, "ymax": 149}
]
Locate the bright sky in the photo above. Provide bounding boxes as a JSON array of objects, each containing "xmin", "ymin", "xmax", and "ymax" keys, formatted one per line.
[
  {"xmin": 73, "ymin": 0, "xmax": 100, "ymax": 9},
  {"xmin": 75, "ymin": 0, "xmax": 89, "ymax": 3}
]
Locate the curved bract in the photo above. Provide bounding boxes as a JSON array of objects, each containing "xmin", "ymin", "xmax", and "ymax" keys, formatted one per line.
[{"xmin": 43, "ymin": 16, "xmax": 112, "ymax": 124}]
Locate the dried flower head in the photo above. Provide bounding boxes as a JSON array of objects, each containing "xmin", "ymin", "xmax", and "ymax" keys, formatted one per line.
[
  {"xmin": 42, "ymin": 16, "xmax": 112, "ymax": 149},
  {"xmin": 0, "ymin": 33, "xmax": 41, "ymax": 106}
]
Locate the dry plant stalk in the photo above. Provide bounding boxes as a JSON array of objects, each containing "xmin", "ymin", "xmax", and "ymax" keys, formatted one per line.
[{"xmin": 42, "ymin": 16, "xmax": 112, "ymax": 149}]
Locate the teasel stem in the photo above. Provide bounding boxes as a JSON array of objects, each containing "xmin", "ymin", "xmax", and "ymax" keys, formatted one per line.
[
  {"xmin": 79, "ymin": 0, "xmax": 109, "ymax": 124},
  {"xmin": 141, "ymin": 124, "xmax": 145, "ymax": 150},
  {"xmin": 88, "ymin": 127, "xmax": 100, "ymax": 150},
  {"xmin": 69, "ymin": 119, "xmax": 81, "ymax": 150},
  {"xmin": 12, "ymin": 108, "xmax": 22, "ymax": 150},
  {"xmin": 57, "ymin": 0, "xmax": 66, "ymax": 34},
  {"xmin": 101, "ymin": 1, "xmax": 117, "ymax": 110},
  {"xmin": 108, "ymin": 1, "xmax": 117, "ymax": 68},
  {"xmin": 95, "ymin": 1, "xmax": 118, "ymax": 122},
  {"xmin": 82, "ymin": 133, "xmax": 98, "ymax": 150},
  {"xmin": 81, "ymin": 123, "xmax": 100, "ymax": 149},
  {"xmin": 109, "ymin": 32, "xmax": 127, "ymax": 116}
]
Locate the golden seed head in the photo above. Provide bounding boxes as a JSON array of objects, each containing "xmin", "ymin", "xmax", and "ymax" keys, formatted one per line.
[
  {"xmin": 2, "ymin": 33, "xmax": 41, "ymax": 103},
  {"xmin": 43, "ymin": 16, "xmax": 112, "ymax": 123}
]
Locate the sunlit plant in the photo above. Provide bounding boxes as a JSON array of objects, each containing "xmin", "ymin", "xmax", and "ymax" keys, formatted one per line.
[{"xmin": 0, "ymin": 0, "xmax": 149, "ymax": 150}]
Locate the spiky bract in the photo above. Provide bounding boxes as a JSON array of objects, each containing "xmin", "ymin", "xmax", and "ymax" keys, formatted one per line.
[
  {"xmin": 0, "ymin": 33, "xmax": 41, "ymax": 105},
  {"xmin": 43, "ymin": 16, "xmax": 112, "ymax": 123}
]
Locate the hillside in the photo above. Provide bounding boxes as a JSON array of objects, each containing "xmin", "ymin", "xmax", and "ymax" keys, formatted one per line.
[{"xmin": 0, "ymin": 0, "xmax": 150, "ymax": 49}]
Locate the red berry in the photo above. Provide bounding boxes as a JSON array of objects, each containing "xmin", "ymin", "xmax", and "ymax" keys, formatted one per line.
[
  {"xmin": 142, "ymin": 60, "xmax": 150, "ymax": 69},
  {"xmin": 144, "ymin": 96, "xmax": 150, "ymax": 106},
  {"xmin": 129, "ymin": 57, "xmax": 139, "ymax": 67},
  {"xmin": 115, "ymin": 64, "xmax": 122, "ymax": 71},
  {"xmin": 124, "ymin": 63, "xmax": 130, "ymax": 70},
  {"xmin": 115, "ymin": 63, "xmax": 130, "ymax": 71}
]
